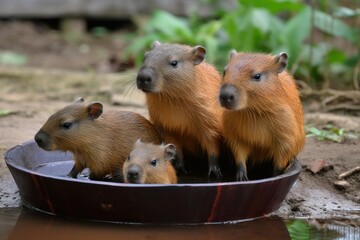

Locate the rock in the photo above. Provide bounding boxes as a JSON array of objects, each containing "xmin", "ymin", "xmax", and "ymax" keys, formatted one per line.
[
  {"xmin": 309, "ymin": 159, "xmax": 327, "ymax": 174},
  {"xmin": 334, "ymin": 180, "xmax": 350, "ymax": 190}
]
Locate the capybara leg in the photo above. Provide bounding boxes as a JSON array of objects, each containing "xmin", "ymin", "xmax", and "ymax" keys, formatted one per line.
[
  {"xmin": 273, "ymin": 165, "xmax": 285, "ymax": 177},
  {"xmin": 273, "ymin": 148, "xmax": 292, "ymax": 177},
  {"xmin": 68, "ymin": 164, "xmax": 79, "ymax": 178},
  {"xmin": 208, "ymin": 153, "xmax": 222, "ymax": 179},
  {"xmin": 236, "ymin": 161, "xmax": 249, "ymax": 181},
  {"xmin": 234, "ymin": 145, "xmax": 250, "ymax": 181}
]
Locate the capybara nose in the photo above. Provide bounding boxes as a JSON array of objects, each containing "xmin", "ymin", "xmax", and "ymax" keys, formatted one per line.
[
  {"xmin": 126, "ymin": 165, "xmax": 142, "ymax": 183},
  {"xmin": 136, "ymin": 68, "xmax": 155, "ymax": 92},
  {"xmin": 34, "ymin": 131, "xmax": 49, "ymax": 150},
  {"xmin": 219, "ymin": 84, "xmax": 238, "ymax": 109}
]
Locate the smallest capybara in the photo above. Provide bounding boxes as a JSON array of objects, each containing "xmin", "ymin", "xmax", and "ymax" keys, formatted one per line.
[
  {"xmin": 123, "ymin": 139, "xmax": 177, "ymax": 184},
  {"xmin": 34, "ymin": 98, "xmax": 162, "ymax": 181}
]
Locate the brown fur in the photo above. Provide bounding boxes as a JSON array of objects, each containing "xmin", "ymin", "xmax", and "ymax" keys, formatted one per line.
[
  {"xmin": 123, "ymin": 140, "xmax": 177, "ymax": 184},
  {"xmin": 136, "ymin": 41, "xmax": 224, "ymax": 177},
  {"xmin": 34, "ymin": 98, "xmax": 161, "ymax": 180},
  {"xmin": 220, "ymin": 52, "xmax": 305, "ymax": 180}
]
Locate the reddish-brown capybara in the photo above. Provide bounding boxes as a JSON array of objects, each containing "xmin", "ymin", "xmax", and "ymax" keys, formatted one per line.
[
  {"xmin": 136, "ymin": 41, "xmax": 224, "ymax": 178},
  {"xmin": 219, "ymin": 51, "xmax": 305, "ymax": 181}
]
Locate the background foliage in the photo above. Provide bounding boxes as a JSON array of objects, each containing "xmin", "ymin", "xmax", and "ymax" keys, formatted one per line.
[{"xmin": 125, "ymin": 0, "xmax": 360, "ymax": 90}]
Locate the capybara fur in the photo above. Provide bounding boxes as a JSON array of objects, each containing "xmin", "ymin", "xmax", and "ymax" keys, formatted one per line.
[{"xmin": 219, "ymin": 51, "xmax": 305, "ymax": 181}]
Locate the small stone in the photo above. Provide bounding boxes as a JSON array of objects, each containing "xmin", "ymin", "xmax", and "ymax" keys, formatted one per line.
[
  {"xmin": 333, "ymin": 180, "xmax": 350, "ymax": 190},
  {"xmin": 309, "ymin": 159, "xmax": 327, "ymax": 174}
]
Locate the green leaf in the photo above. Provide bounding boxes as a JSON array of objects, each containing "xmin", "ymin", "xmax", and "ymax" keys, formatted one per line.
[
  {"xmin": 149, "ymin": 11, "xmax": 193, "ymax": 42},
  {"xmin": 286, "ymin": 220, "xmax": 310, "ymax": 240},
  {"xmin": 0, "ymin": 109, "xmax": 15, "ymax": 117},
  {"xmin": 314, "ymin": 10, "xmax": 358, "ymax": 43},
  {"xmin": 0, "ymin": 51, "xmax": 27, "ymax": 66},
  {"xmin": 283, "ymin": 6, "xmax": 312, "ymax": 67},
  {"xmin": 239, "ymin": 0, "xmax": 304, "ymax": 13}
]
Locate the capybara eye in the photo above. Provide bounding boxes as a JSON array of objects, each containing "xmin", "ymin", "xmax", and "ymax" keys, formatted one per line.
[
  {"xmin": 61, "ymin": 122, "xmax": 72, "ymax": 130},
  {"xmin": 170, "ymin": 61, "xmax": 178, "ymax": 67},
  {"xmin": 127, "ymin": 155, "xmax": 130, "ymax": 161},
  {"xmin": 150, "ymin": 159, "xmax": 157, "ymax": 166},
  {"xmin": 252, "ymin": 73, "xmax": 262, "ymax": 81},
  {"xmin": 223, "ymin": 66, "xmax": 227, "ymax": 76}
]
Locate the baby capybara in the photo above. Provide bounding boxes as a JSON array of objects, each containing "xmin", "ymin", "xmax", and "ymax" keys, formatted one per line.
[
  {"xmin": 34, "ymin": 98, "xmax": 162, "ymax": 181},
  {"xmin": 123, "ymin": 139, "xmax": 177, "ymax": 184},
  {"xmin": 219, "ymin": 51, "xmax": 305, "ymax": 181},
  {"xmin": 136, "ymin": 41, "xmax": 224, "ymax": 178}
]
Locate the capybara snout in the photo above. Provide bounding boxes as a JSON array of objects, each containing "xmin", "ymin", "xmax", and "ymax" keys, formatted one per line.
[
  {"xmin": 34, "ymin": 130, "xmax": 51, "ymax": 150},
  {"xmin": 136, "ymin": 67, "xmax": 158, "ymax": 92},
  {"xmin": 219, "ymin": 84, "xmax": 240, "ymax": 110}
]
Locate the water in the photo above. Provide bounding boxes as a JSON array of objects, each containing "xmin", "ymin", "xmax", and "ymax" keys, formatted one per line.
[{"xmin": 0, "ymin": 208, "xmax": 358, "ymax": 240}]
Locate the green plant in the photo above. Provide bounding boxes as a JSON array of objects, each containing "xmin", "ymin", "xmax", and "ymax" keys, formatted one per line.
[
  {"xmin": 124, "ymin": 0, "xmax": 360, "ymax": 90},
  {"xmin": 124, "ymin": 10, "xmax": 221, "ymax": 65},
  {"xmin": 305, "ymin": 124, "xmax": 358, "ymax": 143}
]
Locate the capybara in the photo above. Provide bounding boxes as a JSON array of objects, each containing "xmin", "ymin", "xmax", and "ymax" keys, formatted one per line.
[
  {"xmin": 219, "ymin": 51, "xmax": 305, "ymax": 181},
  {"xmin": 34, "ymin": 97, "xmax": 162, "ymax": 181},
  {"xmin": 136, "ymin": 41, "xmax": 223, "ymax": 178},
  {"xmin": 123, "ymin": 139, "xmax": 177, "ymax": 184}
]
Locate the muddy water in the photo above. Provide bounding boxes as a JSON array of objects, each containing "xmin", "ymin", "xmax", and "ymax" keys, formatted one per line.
[{"xmin": 0, "ymin": 208, "xmax": 358, "ymax": 240}]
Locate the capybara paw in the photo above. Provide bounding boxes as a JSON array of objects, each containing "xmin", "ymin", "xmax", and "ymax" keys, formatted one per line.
[
  {"xmin": 208, "ymin": 164, "xmax": 223, "ymax": 179},
  {"xmin": 236, "ymin": 170, "xmax": 249, "ymax": 181}
]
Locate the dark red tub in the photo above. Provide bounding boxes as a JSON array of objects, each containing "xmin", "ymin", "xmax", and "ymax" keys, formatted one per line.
[{"xmin": 4, "ymin": 141, "xmax": 301, "ymax": 224}]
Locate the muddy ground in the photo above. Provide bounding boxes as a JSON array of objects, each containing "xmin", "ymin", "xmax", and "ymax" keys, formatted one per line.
[{"xmin": 0, "ymin": 21, "xmax": 359, "ymax": 223}]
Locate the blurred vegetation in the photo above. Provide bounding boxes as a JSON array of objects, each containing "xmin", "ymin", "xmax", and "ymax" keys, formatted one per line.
[
  {"xmin": 305, "ymin": 124, "xmax": 358, "ymax": 143},
  {"xmin": 125, "ymin": 0, "xmax": 360, "ymax": 90}
]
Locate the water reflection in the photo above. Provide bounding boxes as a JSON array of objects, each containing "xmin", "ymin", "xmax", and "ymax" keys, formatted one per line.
[
  {"xmin": 5, "ymin": 208, "xmax": 291, "ymax": 240},
  {"xmin": 1, "ymin": 208, "xmax": 359, "ymax": 240}
]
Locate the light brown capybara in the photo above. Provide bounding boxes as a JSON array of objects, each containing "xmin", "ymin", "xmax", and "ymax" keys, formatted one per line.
[
  {"xmin": 123, "ymin": 139, "xmax": 177, "ymax": 184},
  {"xmin": 34, "ymin": 98, "xmax": 162, "ymax": 181}
]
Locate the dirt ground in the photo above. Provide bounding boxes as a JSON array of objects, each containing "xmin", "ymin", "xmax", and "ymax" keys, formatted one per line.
[{"xmin": 0, "ymin": 21, "xmax": 359, "ymax": 223}]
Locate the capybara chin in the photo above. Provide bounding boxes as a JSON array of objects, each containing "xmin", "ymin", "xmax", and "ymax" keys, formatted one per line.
[
  {"xmin": 34, "ymin": 97, "xmax": 162, "ymax": 181},
  {"xmin": 123, "ymin": 139, "xmax": 177, "ymax": 184},
  {"xmin": 136, "ymin": 41, "xmax": 224, "ymax": 178},
  {"xmin": 219, "ymin": 51, "xmax": 305, "ymax": 181}
]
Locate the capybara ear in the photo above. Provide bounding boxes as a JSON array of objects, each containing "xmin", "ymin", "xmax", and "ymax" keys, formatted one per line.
[
  {"xmin": 191, "ymin": 46, "xmax": 206, "ymax": 65},
  {"xmin": 87, "ymin": 102, "xmax": 103, "ymax": 120},
  {"xmin": 74, "ymin": 97, "xmax": 85, "ymax": 103},
  {"xmin": 152, "ymin": 40, "xmax": 161, "ymax": 48},
  {"xmin": 230, "ymin": 49, "xmax": 237, "ymax": 59},
  {"xmin": 274, "ymin": 52, "xmax": 288, "ymax": 73},
  {"xmin": 134, "ymin": 138, "xmax": 143, "ymax": 147},
  {"xmin": 163, "ymin": 144, "xmax": 176, "ymax": 161}
]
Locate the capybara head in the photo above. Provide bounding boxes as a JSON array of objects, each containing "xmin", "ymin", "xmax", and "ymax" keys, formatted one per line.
[
  {"xmin": 136, "ymin": 41, "xmax": 206, "ymax": 93},
  {"xmin": 219, "ymin": 51, "xmax": 288, "ymax": 110},
  {"xmin": 34, "ymin": 97, "xmax": 103, "ymax": 152},
  {"xmin": 123, "ymin": 139, "xmax": 177, "ymax": 184}
]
